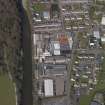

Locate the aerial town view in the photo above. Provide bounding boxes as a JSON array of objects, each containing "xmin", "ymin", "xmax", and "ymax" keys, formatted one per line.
[{"xmin": 0, "ymin": 0, "xmax": 105, "ymax": 105}]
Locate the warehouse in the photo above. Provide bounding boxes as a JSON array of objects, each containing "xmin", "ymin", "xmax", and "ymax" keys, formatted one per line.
[
  {"xmin": 55, "ymin": 76, "xmax": 65, "ymax": 96},
  {"xmin": 43, "ymin": 63, "xmax": 67, "ymax": 75},
  {"xmin": 44, "ymin": 79, "xmax": 54, "ymax": 97},
  {"xmin": 58, "ymin": 35, "xmax": 70, "ymax": 54},
  {"xmin": 93, "ymin": 31, "xmax": 100, "ymax": 39},
  {"xmin": 50, "ymin": 41, "xmax": 60, "ymax": 55}
]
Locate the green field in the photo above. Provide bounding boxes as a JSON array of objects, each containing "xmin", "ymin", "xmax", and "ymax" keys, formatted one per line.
[{"xmin": 0, "ymin": 74, "xmax": 16, "ymax": 105}]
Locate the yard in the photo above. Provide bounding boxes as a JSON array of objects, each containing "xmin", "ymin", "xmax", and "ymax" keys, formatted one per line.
[
  {"xmin": 77, "ymin": 32, "xmax": 88, "ymax": 49},
  {"xmin": 0, "ymin": 74, "xmax": 16, "ymax": 105},
  {"xmin": 80, "ymin": 55, "xmax": 105, "ymax": 105},
  {"xmin": 32, "ymin": 3, "xmax": 45, "ymax": 12}
]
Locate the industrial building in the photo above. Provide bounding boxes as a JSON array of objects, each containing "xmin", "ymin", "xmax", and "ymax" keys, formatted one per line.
[
  {"xmin": 50, "ymin": 41, "xmax": 61, "ymax": 56},
  {"xmin": 44, "ymin": 79, "xmax": 54, "ymax": 97},
  {"xmin": 54, "ymin": 76, "xmax": 65, "ymax": 96},
  {"xmin": 93, "ymin": 31, "xmax": 100, "ymax": 39},
  {"xmin": 49, "ymin": 35, "xmax": 72, "ymax": 56},
  {"xmin": 38, "ymin": 75, "xmax": 66, "ymax": 98},
  {"xmin": 43, "ymin": 11, "xmax": 50, "ymax": 20}
]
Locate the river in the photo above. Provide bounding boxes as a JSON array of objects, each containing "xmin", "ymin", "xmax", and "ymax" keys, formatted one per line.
[{"xmin": 17, "ymin": 0, "xmax": 33, "ymax": 105}]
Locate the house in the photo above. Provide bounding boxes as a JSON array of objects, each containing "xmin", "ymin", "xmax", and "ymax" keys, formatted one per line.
[
  {"xmin": 33, "ymin": 13, "xmax": 42, "ymax": 22},
  {"xmin": 90, "ymin": 101, "xmax": 102, "ymax": 105}
]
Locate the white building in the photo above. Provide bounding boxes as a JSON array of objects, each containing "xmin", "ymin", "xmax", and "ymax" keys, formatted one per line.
[
  {"xmin": 50, "ymin": 41, "xmax": 60, "ymax": 55},
  {"xmin": 101, "ymin": 36, "xmax": 105, "ymax": 43},
  {"xmin": 43, "ymin": 11, "xmax": 50, "ymax": 20},
  {"xmin": 101, "ymin": 16, "xmax": 105, "ymax": 25},
  {"xmin": 93, "ymin": 31, "xmax": 100, "ymax": 39},
  {"xmin": 44, "ymin": 79, "xmax": 54, "ymax": 97},
  {"xmin": 68, "ymin": 37, "xmax": 73, "ymax": 49}
]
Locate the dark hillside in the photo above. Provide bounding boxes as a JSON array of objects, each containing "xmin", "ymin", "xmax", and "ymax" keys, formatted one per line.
[
  {"xmin": 0, "ymin": 0, "xmax": 33, "ymax": 105},
  {"xmin": 0, "ymin": 0, "xmax": 22, "ymax": 75},
  {"xmin": 0, "ymin": 0, "xmax": 23, "ymax": 103}
]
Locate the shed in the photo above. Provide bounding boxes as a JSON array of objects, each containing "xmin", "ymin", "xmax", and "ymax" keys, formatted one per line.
[{"xmin": 44, "ymin": 79, "xmax": 54, "ymax": 97}]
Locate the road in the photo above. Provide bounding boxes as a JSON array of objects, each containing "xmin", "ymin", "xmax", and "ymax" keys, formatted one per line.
[{"xmin": 61, "ymin": 0, "xmax": 90, "ymax": 4}]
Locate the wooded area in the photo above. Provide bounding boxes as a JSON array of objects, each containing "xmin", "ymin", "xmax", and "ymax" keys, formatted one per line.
[{"xmin": 0, "ymin": 0, "xmax": 23, "ymax": 81}]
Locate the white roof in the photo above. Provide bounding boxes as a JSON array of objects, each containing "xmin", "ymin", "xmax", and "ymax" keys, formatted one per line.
[
  {"xmin": 68, "ymin": 37, "xmax": 73, "ymax": 49},
  {"xmin": 61, "ymin": 8, "xmax": 66, "ymax": 11},
  {"xmin": 44, "ymin": 79, "xmax": 53, "ymax": 97},
  {"xmin": 43, "ymin": 11, "xmax": 50, "ymax": 19},
  {"xmin": 71, "ymin": 78, "xmax": 75, "ymax": 82},
  {"xmin": 101, "ymin": 37, "xmax": 105, "ymax": 42},
  {"xmin": 90, "ymin": 43, "xmax": 94, "ymax": 46},
  {"xmin": 54, "ymin": 43, "xmax": 60, "ymax": 50},
  {"xmin": 77, "ymin": 17, "xmax": 82, "ymax": 20},
  {"xmin": 101, "ymin": 17, "xmax": 105, "ymax": 25},
  {"xmin": 93, "ymin": 31, "xmax": 100, "ymax": 39},
  {"xmin": 65, "ymin": 18, "xmax": 70, "ymax": 20},
  {"xmin": 54, "ymin": 50, "xmax": 60, "ymax": 55},
  {"xmin": 82, "ymin": 75, "xmax": 88, "ymax": 78},
  {"xmin": 33, "ymin": 34, "xmax": 36, "ymax": 45},
  {"xmin": 66, "ymin": 27, "xmax": 71, "ymax": 29},
  {"xmin": 50, "ymin": 41, "xmax": 60, "ymax": 55},
  {"xmin": 33, "ymin": 17, "xmax": 41, "ymax": 22},
  {"xmin": 81, "ymin": 83, "xmax": 87, "ymax": 87},
  {"xmin": 43, "ymin": 52, "xmax": 51, "ymax": 56}
]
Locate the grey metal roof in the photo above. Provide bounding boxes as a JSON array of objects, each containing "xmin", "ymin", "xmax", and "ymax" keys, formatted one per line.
[{"xmin": 91, "ymin": 101, "xmax": 102, "ymax": 105}]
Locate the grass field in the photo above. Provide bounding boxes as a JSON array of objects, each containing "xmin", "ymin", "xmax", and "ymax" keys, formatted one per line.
[{"xmin": 0, "ymin": 74, "xmax": 16, "ymax": 105}]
